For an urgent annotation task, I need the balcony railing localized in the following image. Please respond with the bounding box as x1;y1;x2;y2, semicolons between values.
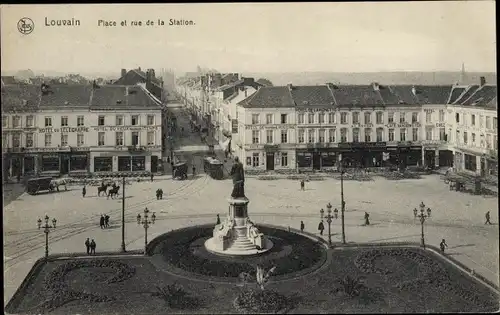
128;145;145;152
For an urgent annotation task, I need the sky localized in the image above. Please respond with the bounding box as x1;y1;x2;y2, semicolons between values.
0;2;497;75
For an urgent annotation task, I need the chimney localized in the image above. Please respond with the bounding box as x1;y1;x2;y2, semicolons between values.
146;70;152;83
480;76;486;86
121;69;127;77
287;83;293;90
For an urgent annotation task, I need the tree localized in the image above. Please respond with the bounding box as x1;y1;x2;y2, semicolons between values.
256;78;273;87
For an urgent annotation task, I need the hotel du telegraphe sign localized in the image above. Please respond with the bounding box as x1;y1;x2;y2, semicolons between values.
37;125;160;133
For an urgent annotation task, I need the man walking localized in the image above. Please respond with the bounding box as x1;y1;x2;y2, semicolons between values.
85;238;90;255
216;214;221;225
99;215;105;229
300;220;305;232
159;188;164;200
82;186;86;198
192;165;196;177
105;214;110;228
439;239;448;254
485;211;492;225
364;212;370;226
90;239;96;255
156;189;160;200
318;220;325;236
150;173;154;182
300;179;305;191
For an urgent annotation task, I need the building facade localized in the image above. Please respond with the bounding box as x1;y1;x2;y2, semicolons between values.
2;83;163;178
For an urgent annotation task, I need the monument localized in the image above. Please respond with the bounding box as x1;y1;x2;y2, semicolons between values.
204;157;273;255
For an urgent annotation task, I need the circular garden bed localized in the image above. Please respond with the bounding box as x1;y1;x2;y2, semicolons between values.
149;225;327;280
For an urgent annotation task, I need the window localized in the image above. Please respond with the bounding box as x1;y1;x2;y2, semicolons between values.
252;114;260;125
298;129;305;143
493;118;497;129
400;128;406;141
388;112;394;123
116;132;124;146
439;128;446;141
61;133;68;146
281;153;288;167
455;113;459;123
388;129;395;141
439;110;445;122
147;131;155;145
426;112;432;123
376;128;383;142
308;129;315;143
308;113;314;124
266;114;273;124
340;112;348;124
399;113;405;123
13;116;21;128
26;115;34;127
486;134;492;148
318;113;325;124
353;112;360;124
464;154;476;172
298;113;305;124
426;127;433;141
463;131;468;144
486;117;491;129
116;115;124;126
352;128;360;142
471;114;476;126
61;116;68;126
340;128;347;142
147;115;155;125
494;136;498;150
252;130;260;144
77;133;84;146
12;133;20;147
98;115;105;126
456;130;460;144
132;132;139;145
2;116;8;128
472;133;476;144
94;157;113;172
376;112;383;124
364;112;371;124
364;128;372;142
328;112;335;124
318;129;325;142
252;153;259;167
281;130;288;143
77;116;84;126
132;156;146;171
41;156;59;172
412;128;418;141
25;133;34;147
328;129;335;142
118;156;131;171
45;134;52;147
280;114;287;124
266;130;273;143
412;112;418;123
131;115;139;126
45;117;52;127
479;115;484;127
98;132;105;146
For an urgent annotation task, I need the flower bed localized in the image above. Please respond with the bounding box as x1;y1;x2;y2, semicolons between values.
378;171;422;180
332;173;374;181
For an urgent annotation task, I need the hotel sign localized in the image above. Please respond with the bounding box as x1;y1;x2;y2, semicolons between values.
435;123;445;128
93;126;160;132
338;142;386;149
23;147;71;153
245;124;294;130
39;127;90;133
296;108;335;113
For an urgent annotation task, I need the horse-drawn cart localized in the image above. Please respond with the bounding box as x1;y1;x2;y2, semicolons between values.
173;162;188;180
25;177;54;195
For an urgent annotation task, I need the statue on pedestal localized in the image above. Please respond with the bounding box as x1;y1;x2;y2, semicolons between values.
230;156;246;199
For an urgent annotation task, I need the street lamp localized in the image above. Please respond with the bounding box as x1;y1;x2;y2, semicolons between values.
339;157;346;244
138;207;154;255
38;215;57;258
416;201;429;248
320;208;324;220
333;207;339;219
324;204;334;247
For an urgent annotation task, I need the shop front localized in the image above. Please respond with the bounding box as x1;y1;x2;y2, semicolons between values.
387;142;422;168
296;144;342;171
91;148;161;174
338;142;387;168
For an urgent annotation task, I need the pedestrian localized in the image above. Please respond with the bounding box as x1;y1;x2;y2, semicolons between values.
300;179;305;191
90;239;96;255
99;215;105;229
300;220;305;232
439;239;448;254
413;208;418;218
137;213;141;224
159;188;164;200
192;165;196;177
364;212;370;226
216;214;221;225
318;220;325;236
485;211;492;225
151;173;154;182
156;189;160;200
82;186;86;198
105;214;110;227
85;238;90;255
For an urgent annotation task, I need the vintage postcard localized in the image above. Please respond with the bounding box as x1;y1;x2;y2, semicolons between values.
1;2;498;314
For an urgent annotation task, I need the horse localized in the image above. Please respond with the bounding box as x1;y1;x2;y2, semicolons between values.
97;183;110;196
107;185;120;199
50;178;68;192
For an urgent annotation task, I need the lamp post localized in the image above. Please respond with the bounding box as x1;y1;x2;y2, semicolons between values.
325;203;334;246
121;176;126;252
137;207;155;255
417;201;428;248
340;157;346;244
37;215;57;259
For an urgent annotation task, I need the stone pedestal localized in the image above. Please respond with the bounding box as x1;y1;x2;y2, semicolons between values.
204;197;273;256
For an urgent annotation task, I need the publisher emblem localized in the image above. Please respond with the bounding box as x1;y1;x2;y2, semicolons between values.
18;17;34;35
